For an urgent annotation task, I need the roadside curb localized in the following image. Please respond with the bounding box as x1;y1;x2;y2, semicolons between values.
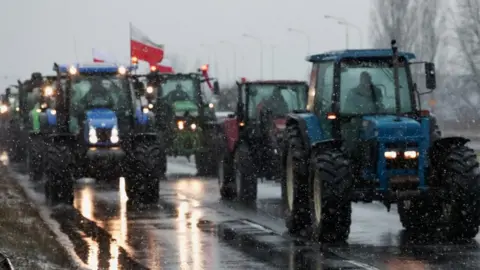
158;194;371;269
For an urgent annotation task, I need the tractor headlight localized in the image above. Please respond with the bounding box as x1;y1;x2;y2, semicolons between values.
146;86;154;94
384;151;397;159
404;150;419;159
142;107;149;113
41;103;48;109
110;126;119;143
118;66;127;75
88;126;97;144
209;103;214;109
0;105;8;114
68;66;77;75
177;120;184;130
43;86;54;97
148;103;153;109
190;123;196;130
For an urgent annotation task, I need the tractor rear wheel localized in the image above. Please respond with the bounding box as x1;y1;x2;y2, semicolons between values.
282;125;310;235
126;140;166;204
44;143;74;206
309;147;353;242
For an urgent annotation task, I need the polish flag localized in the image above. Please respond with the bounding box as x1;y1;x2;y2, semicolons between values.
154;59;175;73
92;48;116;63
130;23;164;65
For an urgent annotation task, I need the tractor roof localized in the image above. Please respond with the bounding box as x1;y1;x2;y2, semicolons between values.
306;49;416;62
245;80;306;85
55;62;137;74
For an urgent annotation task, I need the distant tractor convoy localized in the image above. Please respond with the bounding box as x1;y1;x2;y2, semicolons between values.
2;40;479;242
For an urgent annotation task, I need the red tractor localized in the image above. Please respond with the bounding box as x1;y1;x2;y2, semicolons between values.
217;80;308;202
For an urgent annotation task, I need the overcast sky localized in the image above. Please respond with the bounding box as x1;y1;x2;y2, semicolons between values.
1;0;371;89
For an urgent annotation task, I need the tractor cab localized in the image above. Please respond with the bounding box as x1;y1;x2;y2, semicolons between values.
217;80;308;201
53;63;136;147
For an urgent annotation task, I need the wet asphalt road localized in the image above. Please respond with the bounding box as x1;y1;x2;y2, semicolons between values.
8;147;480;270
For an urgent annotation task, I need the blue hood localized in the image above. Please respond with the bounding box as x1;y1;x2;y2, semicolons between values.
85;108;117;129
362;115;422;140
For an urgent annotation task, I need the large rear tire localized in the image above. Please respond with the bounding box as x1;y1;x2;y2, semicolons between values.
217;140;235;200
282;125;311;235
309;147;353;242
44;143;74;206
126;140;166;204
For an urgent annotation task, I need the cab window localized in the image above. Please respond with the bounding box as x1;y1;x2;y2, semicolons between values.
314;61;334;115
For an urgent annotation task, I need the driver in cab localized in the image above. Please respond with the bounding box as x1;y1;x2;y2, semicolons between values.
344;71;384;114
257;87;289;117
165;83;190;103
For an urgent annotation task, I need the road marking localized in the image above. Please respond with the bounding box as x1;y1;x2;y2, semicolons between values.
346;260;380;270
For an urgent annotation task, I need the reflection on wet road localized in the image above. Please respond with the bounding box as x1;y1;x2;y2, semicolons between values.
165;178;480;270
70;178;275;269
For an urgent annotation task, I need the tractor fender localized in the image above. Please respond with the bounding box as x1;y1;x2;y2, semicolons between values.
285;112;324;153
311;139;344;155
430;136;470;158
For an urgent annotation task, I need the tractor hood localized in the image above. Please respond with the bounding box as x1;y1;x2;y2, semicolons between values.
173;100;198;117
86;108;117;129
362;115;422;139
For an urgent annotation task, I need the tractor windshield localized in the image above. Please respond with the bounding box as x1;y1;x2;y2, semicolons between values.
160;78;197;104
69;75;132;133
339;58;413;115
247;83;307;119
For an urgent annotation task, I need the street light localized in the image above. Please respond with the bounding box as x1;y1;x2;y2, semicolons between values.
270;44;277;79
287;28;311;55
324;15;363;49
219;40;237;80
242;33;263;79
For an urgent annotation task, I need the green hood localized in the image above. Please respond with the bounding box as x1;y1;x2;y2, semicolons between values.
173;101;198;116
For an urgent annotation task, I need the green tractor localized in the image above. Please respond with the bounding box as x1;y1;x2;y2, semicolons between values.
5;73;58;180
145;70;220;176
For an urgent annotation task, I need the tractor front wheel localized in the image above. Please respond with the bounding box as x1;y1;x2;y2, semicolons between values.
309;147;353;242
126;140;166;204
234;144;257;203
44;143;74;206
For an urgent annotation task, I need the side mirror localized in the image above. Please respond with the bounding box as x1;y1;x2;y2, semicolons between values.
213;81;220;95
5;88;11;98
425;62;436;90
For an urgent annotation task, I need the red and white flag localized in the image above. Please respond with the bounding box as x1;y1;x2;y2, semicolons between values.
130;23;164;65
154;59;175;73
92;48;116;63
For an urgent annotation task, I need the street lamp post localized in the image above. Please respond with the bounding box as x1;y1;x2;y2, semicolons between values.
219;40;237;81
242;33;263;79
324;15;363;49
287;28;311;55
271;44;276;79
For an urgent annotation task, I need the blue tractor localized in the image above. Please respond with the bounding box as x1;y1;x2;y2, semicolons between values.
43;62;166;205
282;40;480;242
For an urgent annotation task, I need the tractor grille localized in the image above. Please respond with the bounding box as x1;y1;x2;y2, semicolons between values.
386;158;418;170
96;128;112;142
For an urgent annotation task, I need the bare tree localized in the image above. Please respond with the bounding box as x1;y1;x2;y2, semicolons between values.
452;0;480;90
